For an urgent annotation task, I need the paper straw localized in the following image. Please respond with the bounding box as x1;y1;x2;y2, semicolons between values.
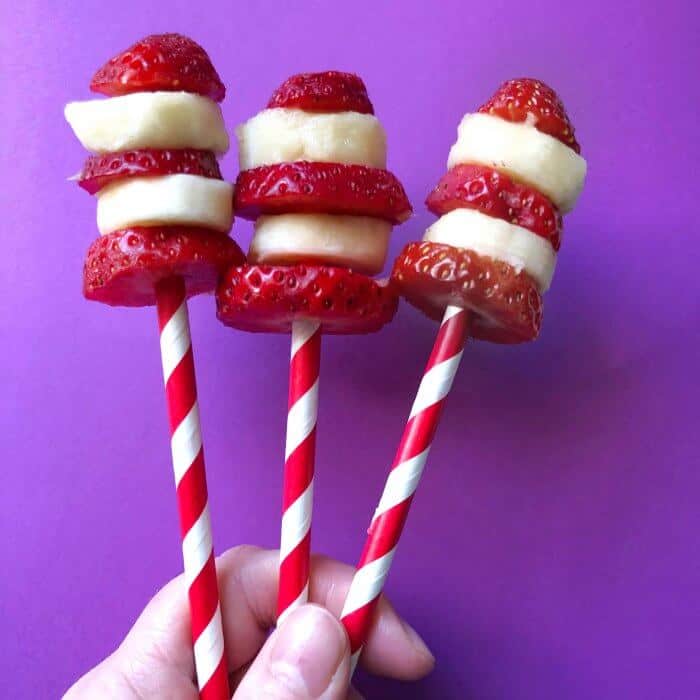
340;305;469;671
278;319;321;623
156;276;229;699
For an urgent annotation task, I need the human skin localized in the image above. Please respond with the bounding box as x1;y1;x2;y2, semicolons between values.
63;546;435;699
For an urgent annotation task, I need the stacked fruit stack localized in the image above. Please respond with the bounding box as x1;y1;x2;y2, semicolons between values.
217;71;413;624
218;70;411;332
64;34;245;699
65;33;242;306
340;78;588;670
394;78;587;342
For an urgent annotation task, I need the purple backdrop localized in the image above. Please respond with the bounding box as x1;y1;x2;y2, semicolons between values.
2;2;699;697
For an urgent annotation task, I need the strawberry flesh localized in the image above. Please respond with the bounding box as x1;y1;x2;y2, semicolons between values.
392;241;542;343
267;71;374;114
426;164;561;249
84;227;244;307
90;33;225;102
234;162;411;223
217;264;397;334
78;149;222;194
478;78;580;153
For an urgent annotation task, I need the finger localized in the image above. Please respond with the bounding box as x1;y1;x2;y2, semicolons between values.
229;659;253;693
63;649;199;700
112;563;200;687
216;547;434;680
347;686;365;700
234;604;350;700
308;555;434;680
108;544;277;689
112;544;271;686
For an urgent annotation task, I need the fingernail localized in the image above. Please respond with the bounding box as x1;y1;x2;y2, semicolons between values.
270;604;348;697
401;619;435;663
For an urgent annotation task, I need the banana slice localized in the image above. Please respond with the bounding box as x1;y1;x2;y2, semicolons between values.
237;108;387;170
96;174;233;235
249;213;392;275
423;207;556;292
65;92;229;154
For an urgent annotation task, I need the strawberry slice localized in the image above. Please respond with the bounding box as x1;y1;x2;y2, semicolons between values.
392;241;542;343
426;164;562;249
478;78;580;153
234;162;411;223
78;149;222;194
217;264;397;334
84;227;244;307
267;71;374;114
90;33;225;102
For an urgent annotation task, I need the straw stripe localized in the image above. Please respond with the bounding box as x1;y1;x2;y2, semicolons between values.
280;484;314;561
193;605;225;688
181;505;214;586
277;582;310;626
159;302;191;381
372;447;431;520
171;403;203;485
285;382;319;461
409;353;464;418
340;548;396;616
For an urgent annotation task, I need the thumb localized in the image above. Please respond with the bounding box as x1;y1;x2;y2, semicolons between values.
233;604;351;699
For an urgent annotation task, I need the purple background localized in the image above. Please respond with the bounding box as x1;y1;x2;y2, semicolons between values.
2;1;699;697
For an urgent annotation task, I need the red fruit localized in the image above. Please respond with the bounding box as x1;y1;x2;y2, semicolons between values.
426;164;562;250
267;71;374;114
478;78;580;153
392;241;542;344
84;227;244;307
78;149;222;194
217;264;398;334
234;162;411;223
90;33;225;102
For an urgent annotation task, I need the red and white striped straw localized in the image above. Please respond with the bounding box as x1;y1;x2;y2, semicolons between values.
340;305;469;671
155;277;229;700
278;319;321;623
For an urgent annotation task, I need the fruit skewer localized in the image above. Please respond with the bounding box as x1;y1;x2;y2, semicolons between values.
219;71;412;623
65;34;243;699
340;78;588;671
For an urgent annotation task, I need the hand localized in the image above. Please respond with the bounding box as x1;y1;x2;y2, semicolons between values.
64;546;434;699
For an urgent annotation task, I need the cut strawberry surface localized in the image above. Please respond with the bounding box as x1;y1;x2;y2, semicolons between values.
217;264;397;334
78;149;222;194
478;78;580;153
234;162;411;223
84;227;244;307
90;33;225;102
267;71;374;114
392;241;542;343
426;164;562;249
